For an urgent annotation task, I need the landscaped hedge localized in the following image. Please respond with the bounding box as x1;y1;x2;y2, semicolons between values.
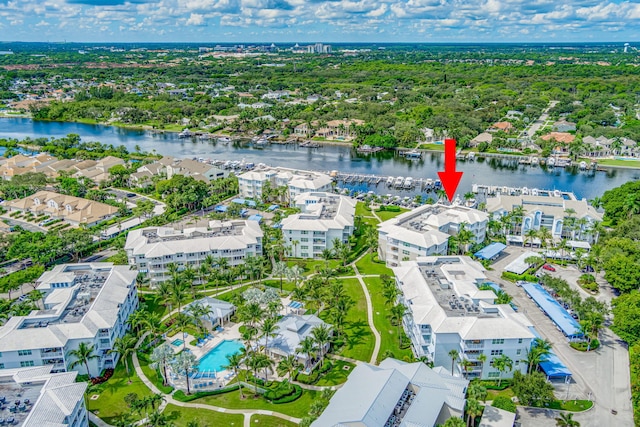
492;396;517;413
90;368;114;385
570;339;600;351
264;383;302;403
271;385;302;404
295;362;332;384
173;384;240;402
478;379;512;390
501;271;538;283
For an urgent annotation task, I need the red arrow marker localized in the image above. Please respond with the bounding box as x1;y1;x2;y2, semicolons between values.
437;138;463;202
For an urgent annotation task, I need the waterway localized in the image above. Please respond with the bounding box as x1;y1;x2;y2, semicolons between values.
0;117;637;200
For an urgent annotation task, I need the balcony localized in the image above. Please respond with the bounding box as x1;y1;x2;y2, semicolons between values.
41;351;63;358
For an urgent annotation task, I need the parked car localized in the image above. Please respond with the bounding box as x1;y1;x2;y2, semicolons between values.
542;264;556;272
582;265;595;273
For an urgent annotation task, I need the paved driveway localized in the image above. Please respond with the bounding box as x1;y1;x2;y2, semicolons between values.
485;247;633;427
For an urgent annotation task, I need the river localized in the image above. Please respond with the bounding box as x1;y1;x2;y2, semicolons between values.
0;117;637;200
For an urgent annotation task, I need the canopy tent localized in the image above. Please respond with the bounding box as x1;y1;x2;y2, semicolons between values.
474;243;507;260
522;282;582;339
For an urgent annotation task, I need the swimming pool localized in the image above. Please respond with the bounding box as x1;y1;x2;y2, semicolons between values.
198;340;244;372
171;339;184;347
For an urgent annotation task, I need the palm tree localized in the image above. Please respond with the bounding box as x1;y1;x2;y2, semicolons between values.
538;226;552;250
151;343;174;386
448;349;459;376
297;336;317;372
443;417;466;427
524;228;538;247
109;334;137;383
277;355;301;384
390;304;407;347
311;324;332;368
291;240;300;258
173;313;194;351
465;398;483;427
492;354;513;387
286;265;304;288
170;351;199;395
260;317;278;355
477;353;487;375
69;342;100;378
461;359;474;379
527;338;552;373
273;261;288;292
556;412;580;427
250;353;274;390
467;382;487;402
224;352;245;398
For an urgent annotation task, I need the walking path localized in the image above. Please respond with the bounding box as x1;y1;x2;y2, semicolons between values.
351;253;381;365
130;334;301;426
89;412;114;427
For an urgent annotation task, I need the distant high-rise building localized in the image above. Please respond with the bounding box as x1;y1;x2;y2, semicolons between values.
306;43;331;54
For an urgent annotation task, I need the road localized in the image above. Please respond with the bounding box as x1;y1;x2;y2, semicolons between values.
518;100;559;142
485;247;633;427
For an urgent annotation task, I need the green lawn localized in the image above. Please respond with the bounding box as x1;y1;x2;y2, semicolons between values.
322;278;374;361
140;297;168;318
263;279;296;292
315;360;355;386
376;208;409;222
196;387;318;418
592;158;640;168
137;352;174;394
487;387;515;401
355;201;372;217
356;253;393;276
88;356;153;424
249;414;298;427
286;259;341;276
163;404;244;427
364;277;413;362
418;143;445;151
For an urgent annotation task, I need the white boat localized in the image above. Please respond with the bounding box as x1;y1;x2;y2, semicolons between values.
386;176;394;186
547;157;556;167
403;177;414;189
579;161;587;170
394;176;404;187
217;137;231;144
467;152;475;160
531;157;539;165
531;188;539;196
522;187;529;195
553;189;562;198
404;149;422;159
255;137;268;147
178;128;193;138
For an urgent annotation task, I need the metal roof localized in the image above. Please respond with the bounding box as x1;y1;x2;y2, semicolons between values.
522;283;581;338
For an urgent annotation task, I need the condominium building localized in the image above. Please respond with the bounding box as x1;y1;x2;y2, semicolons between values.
0;365;88;427
7;191;119;227
313;358;467;427
281;192;356;258
0;263;139;376
237;166;332;203
485;193;603;245
125;220;263;285
393;256;534;380
378;204;488;267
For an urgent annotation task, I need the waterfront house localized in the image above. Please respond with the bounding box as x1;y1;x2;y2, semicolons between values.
0;263;138;376
378;204;488;267
312;357;468;427
470;132;493;147
540;132;575;144
485;193;603;245
237;166;332;203
314;119;365;141
393;256;534;379
489;122;514;133
281;192;356;258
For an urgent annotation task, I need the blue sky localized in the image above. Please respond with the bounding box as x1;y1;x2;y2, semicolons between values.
0;0;639;43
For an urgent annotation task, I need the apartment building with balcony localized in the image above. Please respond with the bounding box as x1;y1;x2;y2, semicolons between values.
393;256;534;380
0;365;88;427
125;220;263;285
378;204;488;267
0;263;138;376
485;193;603;245
237;166;332;203
281;192;356;258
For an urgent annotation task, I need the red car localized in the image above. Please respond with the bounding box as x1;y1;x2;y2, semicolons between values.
542;264;556;272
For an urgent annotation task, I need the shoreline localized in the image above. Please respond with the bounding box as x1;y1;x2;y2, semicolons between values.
2;116;640;171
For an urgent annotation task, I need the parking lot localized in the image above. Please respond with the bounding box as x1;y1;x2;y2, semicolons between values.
485;246;634;427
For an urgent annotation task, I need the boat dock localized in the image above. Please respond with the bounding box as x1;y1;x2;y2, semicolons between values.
333;172;441;191
472;184;578;200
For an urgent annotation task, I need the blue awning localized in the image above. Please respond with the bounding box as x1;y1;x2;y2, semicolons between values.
245;200;257;207
267;204;279;211
529;327;572;378
522;283;582;338
248;214;263;222
288;301;304;309
232;198;245;204
474;242;507;260
214;205;227;212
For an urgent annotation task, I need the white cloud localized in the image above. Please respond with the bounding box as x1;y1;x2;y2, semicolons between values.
185;12;205;25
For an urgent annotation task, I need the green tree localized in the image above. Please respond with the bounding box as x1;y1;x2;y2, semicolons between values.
556;412;580;427
448;349;459;376
511;371;555;406
492;354;513;387
109;334;137;383
224;352;245;398
151;343;174;387
170;351;199;395
68;342;99;378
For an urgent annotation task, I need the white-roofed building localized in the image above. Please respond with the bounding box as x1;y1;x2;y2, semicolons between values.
0;263;138;376
125;220;263;286
378;204;488;267
266;314;332;371
185;297;235;328
312;357;467;427
0;365;88;427
281;192;356;258
485;193;603;244
393;256;534;379
237;166;332;203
